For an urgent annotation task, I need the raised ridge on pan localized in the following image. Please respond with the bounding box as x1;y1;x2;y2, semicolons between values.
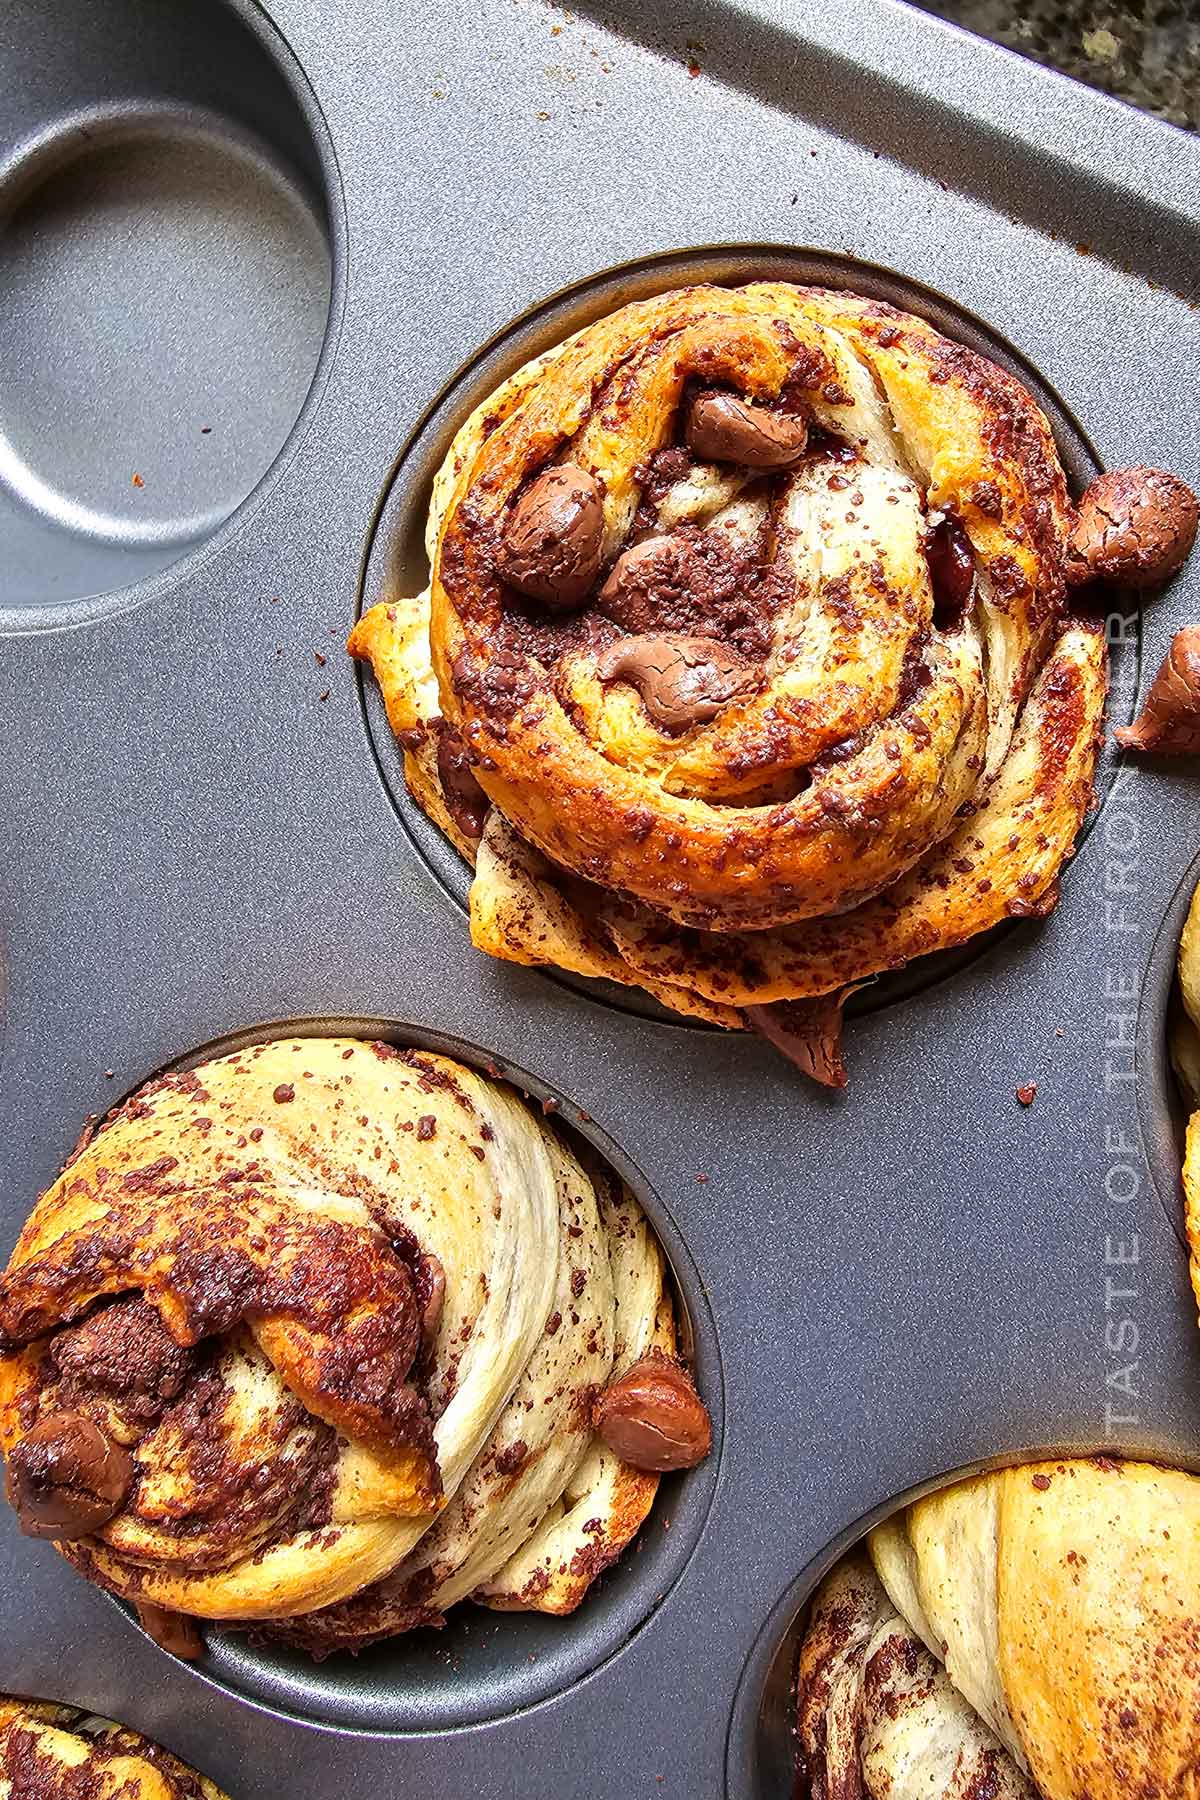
355;242;1132;1032
559;0;1198;300
726;1437;1200;1800
29;1016;723;1735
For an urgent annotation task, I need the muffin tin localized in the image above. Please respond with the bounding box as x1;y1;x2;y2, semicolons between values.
1;0;1199;1794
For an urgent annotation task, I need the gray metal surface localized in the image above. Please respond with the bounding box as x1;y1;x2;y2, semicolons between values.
0;0;1198;1795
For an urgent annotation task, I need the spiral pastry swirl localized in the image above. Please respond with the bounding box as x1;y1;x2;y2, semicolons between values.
352;281;1108;1077
796;1459;1200;1800
0;1699;227;1799
0;1040;688;1653
1171;875;1200;1322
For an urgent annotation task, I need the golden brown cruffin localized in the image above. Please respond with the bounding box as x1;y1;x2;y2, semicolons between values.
0;1038;688;1656
1172;876;1200;1316
0;1697;228;1798
797;1457;1200;1800
351;281;1109;1082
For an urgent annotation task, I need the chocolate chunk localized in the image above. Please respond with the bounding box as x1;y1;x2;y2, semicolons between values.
685;390;807;469
599;535;673;615
1066;466;1199;589
435;723;489;840
596;634;757;732
135;1602;205;1660
593;1349;712;1471
745;987;862;1088
1115;627;1200;754
597;524;777;659
495;463;604;610
925;514;974;626
5;1412;133;1540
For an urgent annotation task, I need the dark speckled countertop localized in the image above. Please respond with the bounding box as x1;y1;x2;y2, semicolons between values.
913;0;1199;129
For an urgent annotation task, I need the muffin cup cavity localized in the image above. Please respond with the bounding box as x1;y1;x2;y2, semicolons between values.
0;0;339;628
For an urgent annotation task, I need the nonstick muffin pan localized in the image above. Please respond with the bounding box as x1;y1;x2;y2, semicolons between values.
1;0;1199;1794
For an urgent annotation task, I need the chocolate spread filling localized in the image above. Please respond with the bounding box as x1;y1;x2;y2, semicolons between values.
925;514;975;627
0;1717;210;1800
435;721;489;839
596;521;783;661
458;394;872;734
50;1295;198;1426
745;988;864;1089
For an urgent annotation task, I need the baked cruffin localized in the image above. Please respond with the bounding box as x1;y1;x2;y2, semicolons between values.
796;1457;1200;1800
0;1039;710;1657
351;281;1119;1083
0;1697;227;1798
1173;877;1200;1275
